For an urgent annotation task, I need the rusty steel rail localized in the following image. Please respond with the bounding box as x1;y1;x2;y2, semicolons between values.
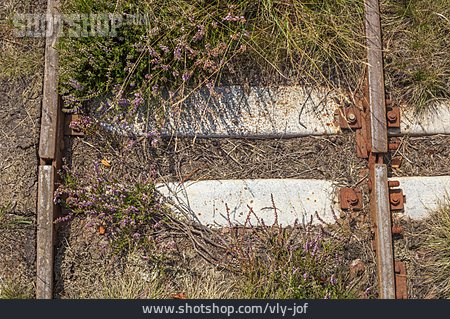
364;0;388;154
363;0;406;299
36;0;62;299
338;0;407;299
371;164;395;298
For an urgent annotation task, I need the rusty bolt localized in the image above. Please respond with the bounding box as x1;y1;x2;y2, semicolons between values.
392;225;404;235
390;195;400;205
71;124;82;133
347;192;359;205
388;181;400;188
390;190;405;211
387;110;397;123
347;113;357;124
389;141;400;150
339;188;362;210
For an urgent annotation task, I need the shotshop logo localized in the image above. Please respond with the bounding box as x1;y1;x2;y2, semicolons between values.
12;13;151;38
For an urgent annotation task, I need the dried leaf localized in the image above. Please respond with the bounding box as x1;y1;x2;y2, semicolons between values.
101;159;111;167
172;293;187;299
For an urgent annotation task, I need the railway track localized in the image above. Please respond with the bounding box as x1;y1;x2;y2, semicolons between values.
361;0;400;299
35;0;448;299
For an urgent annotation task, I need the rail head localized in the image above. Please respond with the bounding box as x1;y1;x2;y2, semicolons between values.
364;0;388;153
372;164;396;299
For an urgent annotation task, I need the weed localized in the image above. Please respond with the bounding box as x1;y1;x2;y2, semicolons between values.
382;0;449;111
0;204;33;228
59;0;366;118
0;277;33;299
0;0;44;80
57;0;449;117
418;201;450;298
221;207;355;299
55;161;169;253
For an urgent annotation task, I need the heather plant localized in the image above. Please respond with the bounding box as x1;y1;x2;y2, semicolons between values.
222;207;354;299
58;0;449;120
233;227;353;299
58;0;366;119
55;162;168;252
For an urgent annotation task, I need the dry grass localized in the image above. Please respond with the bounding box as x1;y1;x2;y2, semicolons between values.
419;201;450;298
396;200;450;299
0;276;33;299
173;266;238;299
93;252;169;299
382;0;449;111
0;204;36;299
89;259;238;299
54;216;239;299
391;135;450;177
155;135;366;186
0;0;45;80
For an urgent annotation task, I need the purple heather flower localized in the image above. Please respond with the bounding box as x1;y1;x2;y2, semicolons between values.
193;25;205;42
174;46;182;60
132;232;141;240
159;44;169;53
118;98;130;107
85;220;95;228
80;200;94;208
68;78;84;91
148;47;159;57
304;240;310;252
132;92;144;107
150;58;160;65
330;274;337;286
223;13;246;22
312;241;319;256
182;71;191;82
